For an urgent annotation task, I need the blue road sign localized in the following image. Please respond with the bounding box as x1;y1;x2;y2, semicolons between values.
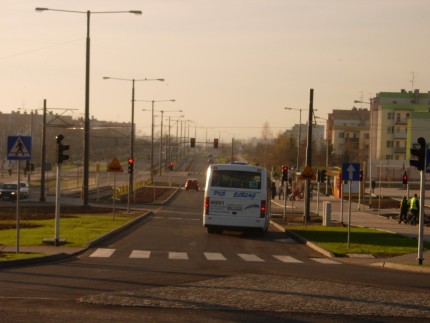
342;162;360;181
7;136;31;160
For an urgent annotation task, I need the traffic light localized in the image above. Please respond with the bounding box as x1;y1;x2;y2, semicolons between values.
168;161;174;171
316;170;320;182
190;137;196;148
214;138;219;149
127;157;134;174
320;169;327;183
359;170;363;181
402;171;408;185
56;134;69;164
410;137;426;171
282;165;288;183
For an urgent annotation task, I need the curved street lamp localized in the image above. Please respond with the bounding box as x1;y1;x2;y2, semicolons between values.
158;110;183;175
103;77;164;211
36;7;142;206
139;100;175;183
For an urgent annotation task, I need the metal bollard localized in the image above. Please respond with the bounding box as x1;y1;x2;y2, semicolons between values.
323;201;331;226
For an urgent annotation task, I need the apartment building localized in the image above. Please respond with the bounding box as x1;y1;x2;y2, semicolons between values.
371;89;430;161
285;122;325;148
327;107;370;163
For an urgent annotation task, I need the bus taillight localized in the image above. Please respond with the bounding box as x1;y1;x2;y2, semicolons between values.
260;200;266;217
205;197;210;214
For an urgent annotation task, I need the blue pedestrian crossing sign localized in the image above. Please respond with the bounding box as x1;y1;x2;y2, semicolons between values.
342;162;360;181
7;136;32;160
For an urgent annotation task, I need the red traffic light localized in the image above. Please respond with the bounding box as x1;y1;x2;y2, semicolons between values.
128;158;134;164
402;171;408;184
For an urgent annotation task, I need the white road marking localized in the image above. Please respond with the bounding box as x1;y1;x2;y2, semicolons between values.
130;250;151;258
204;252;227;261
88;249;343;266
238;253;265;262
273;255;303;263
311;258;340;264
274;238;297;243
169;252;189;260
89;248;115;258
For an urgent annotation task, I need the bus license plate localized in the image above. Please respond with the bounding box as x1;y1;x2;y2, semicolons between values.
228;205;242;211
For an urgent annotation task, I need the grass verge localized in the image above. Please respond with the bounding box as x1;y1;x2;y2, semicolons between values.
1;212;141;260
287;225;430;257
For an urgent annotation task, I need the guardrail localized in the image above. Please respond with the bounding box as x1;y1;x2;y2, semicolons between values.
112;178;152;200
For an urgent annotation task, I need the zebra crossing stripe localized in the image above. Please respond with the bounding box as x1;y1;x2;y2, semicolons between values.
238;253;265;262
130;250;151;258
169;252;189;260
90;248;115;258
273;255;303;263
311;258;340;264
204;252;227;261
88;249;342;265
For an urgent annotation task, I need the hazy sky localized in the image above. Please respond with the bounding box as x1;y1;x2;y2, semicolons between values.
1;0;430;140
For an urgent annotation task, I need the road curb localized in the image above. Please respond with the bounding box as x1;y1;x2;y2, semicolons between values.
0;211;154;268
271;219;430;273
370;261;430;273
85;211;153;249
0;252;72;268
270;220;336;258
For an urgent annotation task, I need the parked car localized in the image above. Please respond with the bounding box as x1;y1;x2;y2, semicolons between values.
185;179;199;191
19;182;29;199
0;182;29;200
0;183;19;200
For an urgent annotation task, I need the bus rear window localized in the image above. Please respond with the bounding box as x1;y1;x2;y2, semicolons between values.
211;170;261;189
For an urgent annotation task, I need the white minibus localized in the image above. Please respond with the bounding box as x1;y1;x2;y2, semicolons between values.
203;163;271;234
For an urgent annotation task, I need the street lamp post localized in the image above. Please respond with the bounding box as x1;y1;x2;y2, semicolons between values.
159;110;182;175
354;99;372;208
284;107;302;170
139;100;175;183
174;116;184;163
36;7;142;207
103;77;164;211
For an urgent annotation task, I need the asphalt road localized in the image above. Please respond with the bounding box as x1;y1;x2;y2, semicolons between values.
1;155;430;321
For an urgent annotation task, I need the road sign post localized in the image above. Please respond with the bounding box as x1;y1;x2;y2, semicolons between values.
342;162;361;249
7;136;32;254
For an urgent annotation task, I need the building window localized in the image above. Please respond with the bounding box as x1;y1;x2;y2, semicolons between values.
386;155;392;160
339;132;344;138
386;141;393;148
364;133;369;139
396;141;400;148
386;126;394;134
387;112;394;120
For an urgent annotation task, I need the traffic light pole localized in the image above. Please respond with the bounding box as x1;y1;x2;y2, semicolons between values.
418;169;425;265
55;163;61;246
409;137;426;265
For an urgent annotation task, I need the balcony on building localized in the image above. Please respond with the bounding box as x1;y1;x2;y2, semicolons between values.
393;147;406;154
394;131;407;139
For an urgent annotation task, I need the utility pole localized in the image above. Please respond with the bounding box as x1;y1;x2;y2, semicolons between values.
304;89;314;224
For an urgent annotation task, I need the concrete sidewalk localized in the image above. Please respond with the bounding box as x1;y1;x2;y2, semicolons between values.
271;193;430;273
